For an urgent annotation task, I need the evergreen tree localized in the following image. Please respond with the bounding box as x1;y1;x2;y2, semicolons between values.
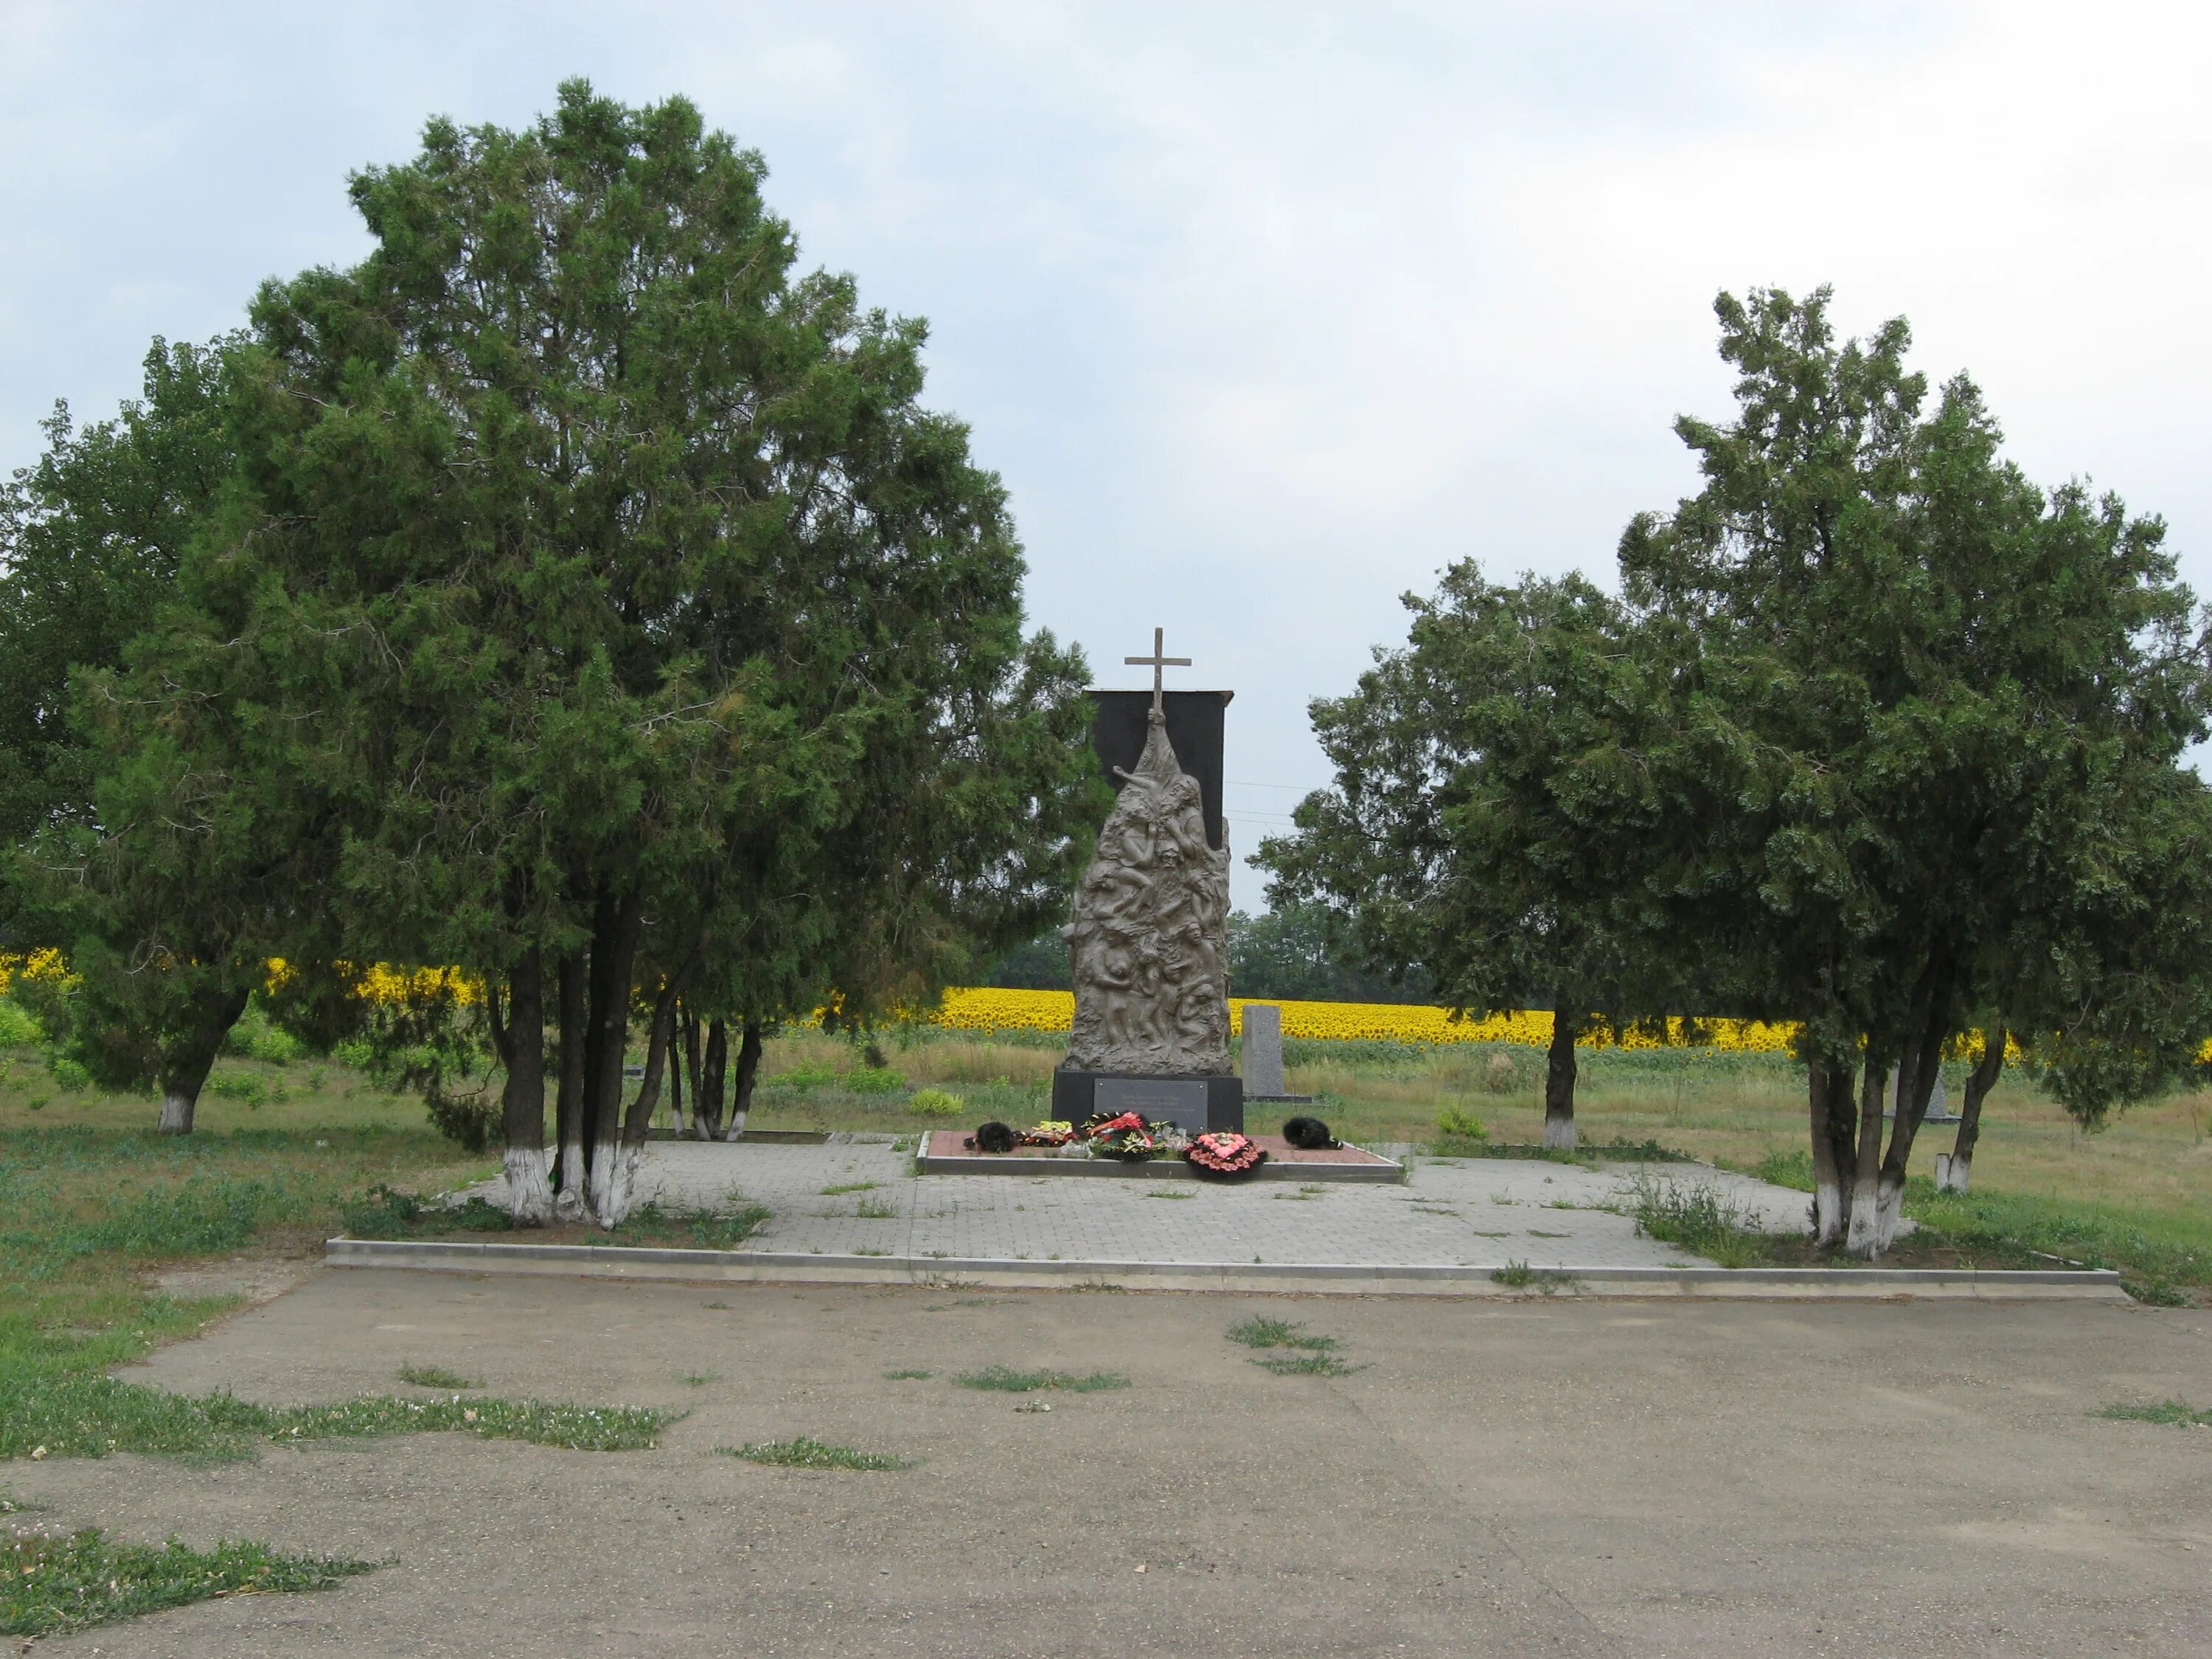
145;82;1096;1216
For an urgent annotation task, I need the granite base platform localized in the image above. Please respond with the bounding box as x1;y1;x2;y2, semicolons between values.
917;1130;1402;1183
1049;1069;1244;1132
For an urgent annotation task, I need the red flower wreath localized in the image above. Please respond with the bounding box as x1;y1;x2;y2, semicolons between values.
1185;1131;1268;1177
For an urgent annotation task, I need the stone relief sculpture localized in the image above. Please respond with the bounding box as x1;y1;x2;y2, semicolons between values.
1062;704;1231;1077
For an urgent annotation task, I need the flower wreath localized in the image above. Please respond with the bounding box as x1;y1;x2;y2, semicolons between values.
1016;1119;1077;1148
1185;1131;1268;1178
1085;1112;1161;1161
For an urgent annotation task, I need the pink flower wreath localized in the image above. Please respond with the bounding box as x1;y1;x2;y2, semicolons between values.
1185;1131;1267;1178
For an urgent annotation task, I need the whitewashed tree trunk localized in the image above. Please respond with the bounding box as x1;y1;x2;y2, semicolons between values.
157;1090;197;1135
1541;1004;1579;1152
504;1147;554;1224
1936;1150;1972;1193
1869;1171;1907;1253
588;1126;624;1227
554;1136;587;1219
1844;1060;1889;1258
721;1105;749;1142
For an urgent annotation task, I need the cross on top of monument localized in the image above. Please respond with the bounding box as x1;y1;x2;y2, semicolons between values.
1124;626;1192;712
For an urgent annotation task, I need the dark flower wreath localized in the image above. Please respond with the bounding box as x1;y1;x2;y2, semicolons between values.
1186;1131;1268;1178
1086;1112;1161;1161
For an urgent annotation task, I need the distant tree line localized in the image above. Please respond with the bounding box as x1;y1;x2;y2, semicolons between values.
1262;287;2212;1257
0;83;1104;1225
985;902;1436;1004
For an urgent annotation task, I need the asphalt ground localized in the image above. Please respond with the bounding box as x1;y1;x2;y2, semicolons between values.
13;1269;2211;1657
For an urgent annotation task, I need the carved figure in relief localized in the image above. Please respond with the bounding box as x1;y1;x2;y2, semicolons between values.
1061;702;1231;1078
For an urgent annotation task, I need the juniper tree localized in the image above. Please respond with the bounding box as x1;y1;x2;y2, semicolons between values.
1260;569;1694;1150
1621;286;2212;1253
0;337;309;1132
173;82;1096;1220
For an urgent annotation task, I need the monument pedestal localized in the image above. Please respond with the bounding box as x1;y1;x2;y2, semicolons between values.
1051;1071;1244;1134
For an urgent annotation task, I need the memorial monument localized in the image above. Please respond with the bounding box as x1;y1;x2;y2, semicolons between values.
1051;629;1244;1133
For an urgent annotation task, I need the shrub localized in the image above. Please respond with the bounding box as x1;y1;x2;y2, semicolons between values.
0;1001;44;1048
205;1071;269;1107
46;1056;93;1093
846;1065;905;1095
1436;1106;1489;1141
1477;1051;1523;1094
907;1088;964;1118
246;1025;306;1065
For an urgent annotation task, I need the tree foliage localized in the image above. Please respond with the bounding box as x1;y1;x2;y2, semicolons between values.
75;82;1097;1208
1267;285;2212;1251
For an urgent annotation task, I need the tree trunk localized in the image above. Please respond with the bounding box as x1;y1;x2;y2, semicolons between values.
699;1018;729;1138
721;1018;762;1141
678;1001;703;1137
1843;1054;1889;1258
501;948;553;1225
1942;1025;2005;1193
156;986;251;1135
582;891;642;1225
1870;1013;1950;1252
1806;1060;1857;1246
1542;1006;1579;1152
554;950;588;1220
597;981;677;1229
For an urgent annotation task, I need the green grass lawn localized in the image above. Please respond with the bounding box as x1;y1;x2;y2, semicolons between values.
1;1016;2208;1359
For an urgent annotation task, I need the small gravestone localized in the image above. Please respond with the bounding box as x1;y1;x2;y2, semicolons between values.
1923;1071;1956;1123
1882;1065;1955;1122
1242;1004;1286;1096
1239;1004;1311;1103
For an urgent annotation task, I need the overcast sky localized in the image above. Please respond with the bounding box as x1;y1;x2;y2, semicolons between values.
6;1;2210;907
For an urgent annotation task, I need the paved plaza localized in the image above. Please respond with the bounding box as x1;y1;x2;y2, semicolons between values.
468;1138;1813;1270
15;1272;2209;1657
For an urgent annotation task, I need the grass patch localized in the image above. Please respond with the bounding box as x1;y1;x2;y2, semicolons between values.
338;1185;775;1253
0;1374;676;1461
675;1371;718;1387
821;1182;878;1196
1143;1189;1194;1200
1492;1260;1535;1287
1252;1352;1364;1377
955;1366;1130;1394
1226;1317;1337;1352
854;1197;898;1220
341;1185;512;1237
884;1368;932;1380
395;1363;479;1390
1;1526;374;1638
720;1436;913;1471
2098;1400;2212;1428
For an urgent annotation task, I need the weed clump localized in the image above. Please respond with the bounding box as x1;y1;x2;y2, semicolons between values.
1226;1318;1336;1352
1252;1352;1363;1377
396;1364;480;1390
2098;1399;2212;1427
955;1366;1129;1394
1629;1175;1770;1268
721;1436;913;1471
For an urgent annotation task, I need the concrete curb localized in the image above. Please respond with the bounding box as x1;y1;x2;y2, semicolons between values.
323;1238;2132;1301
